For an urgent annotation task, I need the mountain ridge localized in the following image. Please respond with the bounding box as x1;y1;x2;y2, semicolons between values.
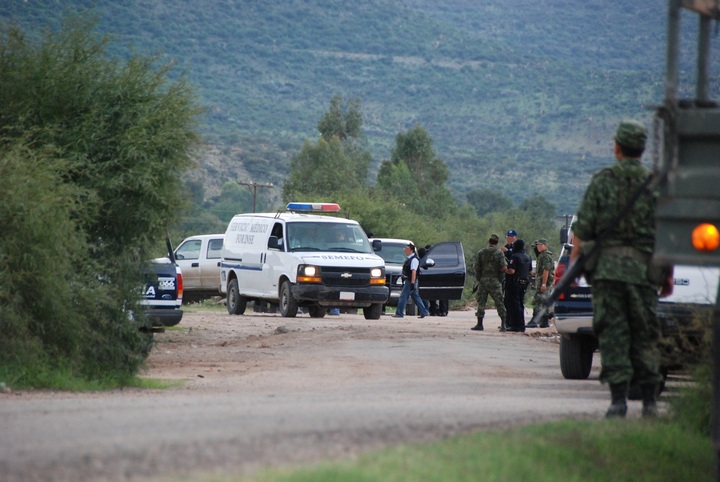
2;0;716;213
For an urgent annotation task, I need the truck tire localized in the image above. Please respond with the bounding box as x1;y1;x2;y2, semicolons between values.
308;305;326;318
560;335;594;380
363;303;382;320
279;281;298;318
226;279;247;315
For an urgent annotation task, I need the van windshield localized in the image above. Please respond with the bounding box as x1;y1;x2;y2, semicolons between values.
286;222;372;253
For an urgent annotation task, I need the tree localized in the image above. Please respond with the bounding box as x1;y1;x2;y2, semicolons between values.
376;125;456;217
518;195;557;222
317;95;363;141
208;182;254;223
283;96;371;201
0;13;200;385
466;188;514;216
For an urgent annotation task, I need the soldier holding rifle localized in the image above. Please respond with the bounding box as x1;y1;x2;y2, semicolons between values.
570;120;674;419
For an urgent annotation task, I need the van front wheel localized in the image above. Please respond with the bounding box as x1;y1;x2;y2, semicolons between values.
364;303;382;320
226;279;247;315
280;281;298;318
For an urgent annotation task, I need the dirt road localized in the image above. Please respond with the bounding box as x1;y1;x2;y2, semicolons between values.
0;308;622;481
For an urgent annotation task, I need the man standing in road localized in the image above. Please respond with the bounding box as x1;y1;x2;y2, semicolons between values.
571;120;674;418
472;234;508;331
527;238;555;328
501;229;518;261
394;243;430;319
504;239;532;332
500;229;518;330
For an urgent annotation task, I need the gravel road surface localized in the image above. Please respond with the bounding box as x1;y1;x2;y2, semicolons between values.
0;308;651;481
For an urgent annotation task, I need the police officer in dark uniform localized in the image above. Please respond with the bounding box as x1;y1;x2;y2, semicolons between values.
500;229;518;330
504;239;532;332
501;229;518;261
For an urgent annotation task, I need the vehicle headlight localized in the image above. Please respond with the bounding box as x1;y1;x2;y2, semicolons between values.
297;265;321;283
370;267;386;285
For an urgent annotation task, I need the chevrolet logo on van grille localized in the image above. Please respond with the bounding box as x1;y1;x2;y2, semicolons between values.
340;272;353;278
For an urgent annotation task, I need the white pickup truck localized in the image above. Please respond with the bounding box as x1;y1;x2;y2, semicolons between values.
174;234;224;303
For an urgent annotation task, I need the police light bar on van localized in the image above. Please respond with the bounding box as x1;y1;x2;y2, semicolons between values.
286;202;341;213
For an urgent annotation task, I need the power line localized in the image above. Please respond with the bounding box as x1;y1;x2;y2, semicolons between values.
237;181;274;213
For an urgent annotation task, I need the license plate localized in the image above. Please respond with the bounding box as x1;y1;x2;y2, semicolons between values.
339;291;355;301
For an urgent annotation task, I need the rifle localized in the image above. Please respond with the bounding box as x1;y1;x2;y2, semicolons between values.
529;167;660;327
528;248;593;326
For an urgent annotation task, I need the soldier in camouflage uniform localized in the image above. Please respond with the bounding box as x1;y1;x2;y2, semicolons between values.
527;238;554;328
472;234;508;331
571;120;674;419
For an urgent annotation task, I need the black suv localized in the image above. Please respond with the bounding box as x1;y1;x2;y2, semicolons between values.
371;239;467;315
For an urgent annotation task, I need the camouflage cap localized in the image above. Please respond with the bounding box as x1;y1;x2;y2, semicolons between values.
489;234;500;242
614;120;647;150
536;238;548;245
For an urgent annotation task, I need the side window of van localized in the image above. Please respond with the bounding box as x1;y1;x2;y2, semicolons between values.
270;222;284;250
176;240;201;260
207;239;223;259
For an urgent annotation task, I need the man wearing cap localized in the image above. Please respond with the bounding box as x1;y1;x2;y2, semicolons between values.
501;229;518;262
527;238;554;328
394;243;430;319
571;120;674;419
472;234;508;331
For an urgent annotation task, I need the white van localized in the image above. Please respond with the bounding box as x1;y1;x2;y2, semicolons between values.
220;203;389;319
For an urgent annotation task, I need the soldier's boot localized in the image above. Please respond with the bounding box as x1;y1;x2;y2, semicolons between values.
641;383;659;418
498;316;507;332
525;310;539;328
605;382;629;419
471;317;484;331
539;313;550;328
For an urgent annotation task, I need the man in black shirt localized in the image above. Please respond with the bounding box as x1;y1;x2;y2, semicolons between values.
504;239;532;332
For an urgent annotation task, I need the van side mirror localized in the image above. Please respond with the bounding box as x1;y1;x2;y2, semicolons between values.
268;235;282;250
372;239;382;252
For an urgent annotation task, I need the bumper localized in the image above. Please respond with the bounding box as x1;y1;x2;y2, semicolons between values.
384;284;403;306
146;308;184;327
554;312;594;336
291;284;389;307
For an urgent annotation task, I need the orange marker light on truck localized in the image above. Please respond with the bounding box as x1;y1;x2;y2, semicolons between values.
692;223;720;251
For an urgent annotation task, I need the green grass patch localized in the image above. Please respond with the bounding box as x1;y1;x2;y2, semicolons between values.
129;377;185;390
234;419;712;482
183;298;227;312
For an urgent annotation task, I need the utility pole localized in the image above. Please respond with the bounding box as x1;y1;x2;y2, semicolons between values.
237;181;274;213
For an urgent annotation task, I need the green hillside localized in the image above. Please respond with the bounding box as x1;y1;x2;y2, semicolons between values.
2;0;717;214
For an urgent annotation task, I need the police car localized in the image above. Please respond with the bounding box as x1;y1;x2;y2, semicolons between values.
138;238;184;328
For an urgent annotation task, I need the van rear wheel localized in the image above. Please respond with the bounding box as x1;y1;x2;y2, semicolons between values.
280;281;298;317
226;279;247;315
